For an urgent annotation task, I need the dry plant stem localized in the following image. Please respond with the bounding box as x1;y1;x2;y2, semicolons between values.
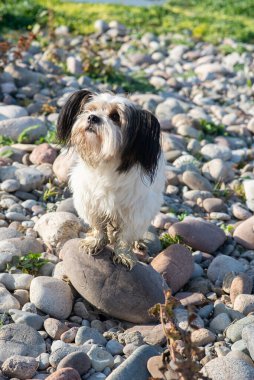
149;290;210;380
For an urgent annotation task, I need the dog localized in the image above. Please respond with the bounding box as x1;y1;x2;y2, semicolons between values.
57;89;165;269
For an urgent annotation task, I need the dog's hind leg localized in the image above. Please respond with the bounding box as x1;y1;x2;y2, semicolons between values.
112;239;138;270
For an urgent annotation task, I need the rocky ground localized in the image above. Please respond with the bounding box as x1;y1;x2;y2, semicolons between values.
0;19;254;380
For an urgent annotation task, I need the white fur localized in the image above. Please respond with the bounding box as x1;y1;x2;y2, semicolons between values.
70;155;165;243
68;92;165;247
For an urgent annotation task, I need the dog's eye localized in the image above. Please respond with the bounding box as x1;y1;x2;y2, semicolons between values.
110;112;120;123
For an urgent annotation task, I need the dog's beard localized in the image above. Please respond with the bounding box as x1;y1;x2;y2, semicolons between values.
71;117;122;166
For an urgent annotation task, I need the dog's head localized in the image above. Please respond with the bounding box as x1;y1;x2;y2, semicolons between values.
57;90;161;182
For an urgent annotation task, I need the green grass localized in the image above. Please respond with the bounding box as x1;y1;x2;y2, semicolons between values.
199;120;227;138
1;0;254;43
160;233;183;249
5;253;49;275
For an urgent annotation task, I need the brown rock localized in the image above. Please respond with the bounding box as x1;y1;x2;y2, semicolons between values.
57;351;91;375
232;204;252;220
61;327;79;343
147;355;179;380
176;292;206;306
2;355;38;380
29;143;57;165
168;219;226;254
230;274;253;304
61;239;166;324
53;148;77;183
234;216;254;249
191;328;216;346
203;198;227;213
46;368;81;380
124;324;166;346
234;294;254;315
44;318;69;340
151;244;193;293
182;170;212;191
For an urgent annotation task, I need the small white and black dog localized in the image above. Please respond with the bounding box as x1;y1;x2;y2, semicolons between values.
57;90;165;269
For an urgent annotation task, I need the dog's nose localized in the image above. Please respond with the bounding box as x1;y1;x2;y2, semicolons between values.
88;114;100;124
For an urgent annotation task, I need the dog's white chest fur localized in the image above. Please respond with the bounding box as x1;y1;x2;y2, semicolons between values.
70;155;165;243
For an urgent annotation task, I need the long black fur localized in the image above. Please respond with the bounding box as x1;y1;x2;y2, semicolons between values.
57;89;93;144
117;107;161;183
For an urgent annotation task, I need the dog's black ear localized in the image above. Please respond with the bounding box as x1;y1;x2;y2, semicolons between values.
117;108;161;183
57;89;93;144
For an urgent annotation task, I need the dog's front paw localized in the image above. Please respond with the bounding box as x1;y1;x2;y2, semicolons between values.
112;244;138;270
79;236;106;256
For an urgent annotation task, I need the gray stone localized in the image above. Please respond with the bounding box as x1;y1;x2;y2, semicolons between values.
106;340;124;355
242;324;254;360
66;56;83;75
0;273;33;290
0;105;28;119
0;287;20;312
201;144;232;161
57;351;91;375
7;237;43;255
6;212;29;222
2;355;38;380
30;276;73;319
34;212;83;247
209;312;231;333
56;198;77;215
5;63;46;87
75;327;106;346
0;323;46;362
87;345;114;371
0;227;22;241
106;345;162;380
49;345;90;368
94;20;109;33
156;99;184;120
226;316;254;343
142;226;162;255
61;239;166;323
15;167;44;192
37;352;50;370
1;179;20;192
9;309;44;330
202;159;234;183
207;255;245;283
0;117;46;142
0;240;21;271
202;356;254;380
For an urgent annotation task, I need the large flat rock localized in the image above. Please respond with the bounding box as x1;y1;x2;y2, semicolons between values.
61;239;166;323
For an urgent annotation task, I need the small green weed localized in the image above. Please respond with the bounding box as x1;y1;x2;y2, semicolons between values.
0;135;14;146
220;224;235;235
0;149;13;158
43;185;59;201
199;120;227;137
212;183;231;199
178;211;189;221
233;183;246;201
17;125;41;143
160;233;183;249
35;129;57;145
233;63;245;72
6;253;49;275
247;78;252;88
